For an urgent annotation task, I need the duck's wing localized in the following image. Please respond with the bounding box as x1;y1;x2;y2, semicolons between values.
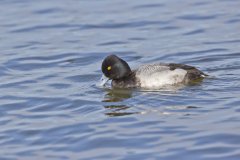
136;64;170;75
167;63;208;81
168;63;196;71
135;64;188;87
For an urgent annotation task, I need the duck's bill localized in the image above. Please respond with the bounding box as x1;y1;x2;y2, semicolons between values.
99;75;109;86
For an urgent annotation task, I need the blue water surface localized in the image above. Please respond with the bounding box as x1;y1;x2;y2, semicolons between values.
0;0;240;160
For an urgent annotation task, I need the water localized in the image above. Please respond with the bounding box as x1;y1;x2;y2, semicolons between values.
0;0;240;159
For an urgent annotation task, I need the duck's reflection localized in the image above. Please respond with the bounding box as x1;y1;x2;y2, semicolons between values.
104;105;139;117
102;88;133;102
102;88;140;117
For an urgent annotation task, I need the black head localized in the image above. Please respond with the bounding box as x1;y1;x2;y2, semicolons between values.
102;55;132;80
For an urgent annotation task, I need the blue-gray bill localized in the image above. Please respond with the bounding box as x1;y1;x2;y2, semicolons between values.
99;75;109;87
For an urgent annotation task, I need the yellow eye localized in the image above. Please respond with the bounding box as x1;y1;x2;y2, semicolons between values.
107;66;111;71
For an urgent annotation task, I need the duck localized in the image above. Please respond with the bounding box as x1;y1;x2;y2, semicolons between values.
100;54;207;88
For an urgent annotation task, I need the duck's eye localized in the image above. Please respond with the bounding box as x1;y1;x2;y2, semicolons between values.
107;66;111;71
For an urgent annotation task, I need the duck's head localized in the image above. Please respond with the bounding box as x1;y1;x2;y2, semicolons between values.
100;55;131;85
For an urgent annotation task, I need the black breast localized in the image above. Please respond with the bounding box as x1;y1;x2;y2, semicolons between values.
111;71;140;88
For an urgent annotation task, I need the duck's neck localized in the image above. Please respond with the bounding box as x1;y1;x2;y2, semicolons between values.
112;71;139;88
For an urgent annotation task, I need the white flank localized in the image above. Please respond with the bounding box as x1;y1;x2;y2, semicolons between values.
135;64;187;88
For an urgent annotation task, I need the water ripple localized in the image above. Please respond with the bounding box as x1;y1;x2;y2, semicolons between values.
10;20;170;33
0;0;240;160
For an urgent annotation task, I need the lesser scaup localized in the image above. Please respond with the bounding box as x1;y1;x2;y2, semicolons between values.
100;55;207;88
